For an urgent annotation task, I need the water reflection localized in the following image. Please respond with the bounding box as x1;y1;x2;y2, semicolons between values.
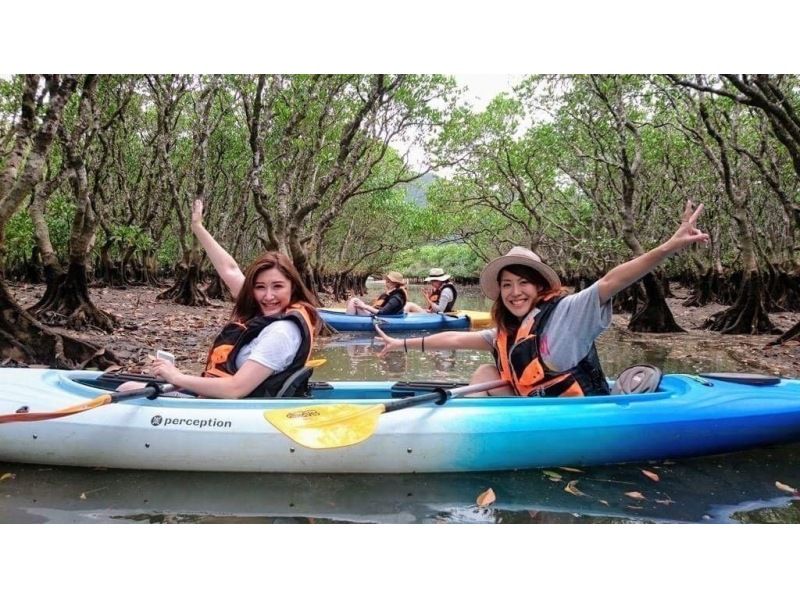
3;441;799;523
314;326;744;386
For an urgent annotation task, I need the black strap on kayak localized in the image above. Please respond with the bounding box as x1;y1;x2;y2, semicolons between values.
699;372;781;386
390;380;470;398
611;364;663;395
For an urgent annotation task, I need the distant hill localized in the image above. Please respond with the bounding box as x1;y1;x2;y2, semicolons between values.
402;172;438;206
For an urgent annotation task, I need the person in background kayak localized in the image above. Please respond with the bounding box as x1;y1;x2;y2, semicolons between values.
123;199;321;399
405;267;458;314
345;272;408;316
375;201;709;397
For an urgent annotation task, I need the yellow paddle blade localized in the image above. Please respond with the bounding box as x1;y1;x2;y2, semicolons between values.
264;403;386;449
305;358;327;368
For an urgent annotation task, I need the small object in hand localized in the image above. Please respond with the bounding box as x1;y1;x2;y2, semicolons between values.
156;350;175;365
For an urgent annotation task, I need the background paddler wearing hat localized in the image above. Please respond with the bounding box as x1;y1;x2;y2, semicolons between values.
346;271;408;316
404;267;455;314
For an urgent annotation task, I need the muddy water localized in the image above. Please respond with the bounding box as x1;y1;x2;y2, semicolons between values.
1;283;798;523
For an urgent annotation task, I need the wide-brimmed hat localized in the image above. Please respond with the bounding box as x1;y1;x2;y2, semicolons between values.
424;267;451;282
384;271;406;285
479;246;561;300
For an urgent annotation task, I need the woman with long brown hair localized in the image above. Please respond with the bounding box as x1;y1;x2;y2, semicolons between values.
146;199;321;399
375;201;709;397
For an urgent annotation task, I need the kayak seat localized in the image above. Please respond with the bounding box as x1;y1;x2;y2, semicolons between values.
611;364;663;395
273;367;314;398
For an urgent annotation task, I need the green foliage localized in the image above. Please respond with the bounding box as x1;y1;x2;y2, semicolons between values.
5;210;35;265
45;195;77;261
389;243;485;280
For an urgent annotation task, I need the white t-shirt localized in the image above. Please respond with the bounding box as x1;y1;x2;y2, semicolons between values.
234;320;302;373
481;282;612;372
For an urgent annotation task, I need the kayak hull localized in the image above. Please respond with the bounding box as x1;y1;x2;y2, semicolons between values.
2;368;800;473
320;308;472;332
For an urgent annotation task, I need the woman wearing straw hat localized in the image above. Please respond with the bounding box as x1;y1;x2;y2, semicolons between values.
375;201;708;397
405;267;458;314
346;271;409;316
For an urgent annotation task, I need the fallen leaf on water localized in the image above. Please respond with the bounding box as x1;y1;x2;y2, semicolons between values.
559;467;584;473
641;469;660;482
625;491;646;500
564;480;586;497
476;487;496;507
0;473;15;482
775;481;798;495
543;470;563;481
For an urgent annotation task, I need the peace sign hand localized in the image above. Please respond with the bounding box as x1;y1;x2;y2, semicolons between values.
666;200;710;254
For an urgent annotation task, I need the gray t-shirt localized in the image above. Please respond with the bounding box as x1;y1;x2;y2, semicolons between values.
480;282;612;372
430;286;455;313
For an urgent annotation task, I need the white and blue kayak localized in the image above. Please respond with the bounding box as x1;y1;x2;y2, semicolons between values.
319;308;477;332
1;368;800;473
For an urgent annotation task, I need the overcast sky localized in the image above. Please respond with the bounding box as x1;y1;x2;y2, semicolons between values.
453;74;525;110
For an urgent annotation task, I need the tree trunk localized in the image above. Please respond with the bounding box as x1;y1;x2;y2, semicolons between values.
157;261;209;306
683;266;724;307
205;271;233;302
703;270;781;334
613;282;644;315
1;279;118;368
21;246;43;283
767;318;800;346
29;262;118;332
96;240;126;287
628;273;684;333
143;252;161;286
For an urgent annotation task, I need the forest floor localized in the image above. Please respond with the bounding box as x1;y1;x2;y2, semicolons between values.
6;281;800;378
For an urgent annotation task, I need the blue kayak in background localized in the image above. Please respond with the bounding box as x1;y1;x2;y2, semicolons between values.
319;308;472;332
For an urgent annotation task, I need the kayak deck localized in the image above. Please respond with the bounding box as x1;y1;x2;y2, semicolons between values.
1;369;800;473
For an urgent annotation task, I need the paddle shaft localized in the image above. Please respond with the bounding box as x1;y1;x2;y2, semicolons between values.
0;382;176;424
382;379;509;414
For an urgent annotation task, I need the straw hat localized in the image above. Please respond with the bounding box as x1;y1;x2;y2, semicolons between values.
384;271;406;285
479;246;561;300
423;267;451;282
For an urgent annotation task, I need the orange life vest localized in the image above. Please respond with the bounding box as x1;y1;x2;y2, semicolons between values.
203;303;315;397
494;297;609;397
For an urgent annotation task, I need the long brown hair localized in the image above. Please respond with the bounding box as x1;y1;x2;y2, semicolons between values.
491;264;565;337
231;251;321;332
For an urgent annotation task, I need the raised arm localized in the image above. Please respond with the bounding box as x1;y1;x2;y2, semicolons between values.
192;198;245;298
597;200;709;304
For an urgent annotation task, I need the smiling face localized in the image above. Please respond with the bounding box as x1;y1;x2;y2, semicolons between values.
252;267;293;316
499;268;542;319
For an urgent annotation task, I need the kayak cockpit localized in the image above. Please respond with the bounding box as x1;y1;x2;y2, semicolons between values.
52;368;683;409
